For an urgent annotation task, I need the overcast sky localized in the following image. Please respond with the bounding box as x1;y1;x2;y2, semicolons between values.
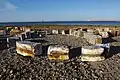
0;0;120;22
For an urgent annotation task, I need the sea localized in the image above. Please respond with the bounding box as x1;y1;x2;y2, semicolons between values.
0;21;120;26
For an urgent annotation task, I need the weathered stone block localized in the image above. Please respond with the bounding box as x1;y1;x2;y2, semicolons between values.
81;46;105;61
52;30;58;34
16;41;42;57
37;31;47;37
89;35;102;44
84;33;102;45
7;37;21;48
47;45;69;60
99;31;109;38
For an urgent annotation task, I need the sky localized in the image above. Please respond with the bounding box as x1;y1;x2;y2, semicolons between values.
0;0;120;22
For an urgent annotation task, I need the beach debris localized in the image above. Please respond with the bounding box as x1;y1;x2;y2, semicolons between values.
81;46;105;61
47;45;69;60
16;41;42;57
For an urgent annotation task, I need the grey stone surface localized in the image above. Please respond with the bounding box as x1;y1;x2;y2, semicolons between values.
0;35;120;80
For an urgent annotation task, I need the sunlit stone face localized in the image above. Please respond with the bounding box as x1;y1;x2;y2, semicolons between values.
47;45;69;60
81;46;105;61
16;41;42;57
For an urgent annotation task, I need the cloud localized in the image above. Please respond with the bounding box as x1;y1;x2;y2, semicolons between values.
0;0;17;11
5;2;17;10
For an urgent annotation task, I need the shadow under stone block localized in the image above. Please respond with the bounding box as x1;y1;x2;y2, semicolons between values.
0;37;7;50
7;37;21;48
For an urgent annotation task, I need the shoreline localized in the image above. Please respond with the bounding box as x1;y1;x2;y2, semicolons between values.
1;21;120;27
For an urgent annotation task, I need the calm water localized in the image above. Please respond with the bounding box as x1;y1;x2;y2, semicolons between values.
0;21;120;26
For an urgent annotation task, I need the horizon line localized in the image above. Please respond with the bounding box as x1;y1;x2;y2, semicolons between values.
0;20;120;23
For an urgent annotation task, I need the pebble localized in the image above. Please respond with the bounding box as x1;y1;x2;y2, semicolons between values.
0;35;120;79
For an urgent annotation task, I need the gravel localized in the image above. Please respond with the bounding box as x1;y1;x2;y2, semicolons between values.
0;35;120;80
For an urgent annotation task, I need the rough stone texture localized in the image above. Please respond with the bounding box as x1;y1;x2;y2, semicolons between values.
45;34;90;48
0;35;120;80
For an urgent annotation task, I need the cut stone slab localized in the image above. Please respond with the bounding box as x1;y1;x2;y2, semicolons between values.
16;41;42;57
47;45;69;60
81;46;105;61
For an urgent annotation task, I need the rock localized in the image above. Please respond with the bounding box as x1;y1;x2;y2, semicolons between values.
0;35;120;80
3;68;6;72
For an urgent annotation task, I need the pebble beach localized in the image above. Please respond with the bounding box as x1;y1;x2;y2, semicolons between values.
0;34;120;80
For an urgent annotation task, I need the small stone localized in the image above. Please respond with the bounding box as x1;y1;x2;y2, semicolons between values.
3;68;6;72
10;70;13;73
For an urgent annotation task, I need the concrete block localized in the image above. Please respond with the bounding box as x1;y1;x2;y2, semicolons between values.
16;41;42;57
99;31;109;38
47;45;69;60
81;46;105;61
7;37;21;48
82;46;104;55
89;35;102;44
84;33;102;45
61;30;65;35
69;29;84;37
87;29;94;33
64;30;69;34
37;31;47;37
69;29;72;35
52;30;58;34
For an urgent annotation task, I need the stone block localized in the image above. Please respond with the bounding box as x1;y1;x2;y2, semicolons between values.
47;45;69;60
81;46;105;61
99;31;109;38
7;37;21;48
52;30;58;34
16;41;42;57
